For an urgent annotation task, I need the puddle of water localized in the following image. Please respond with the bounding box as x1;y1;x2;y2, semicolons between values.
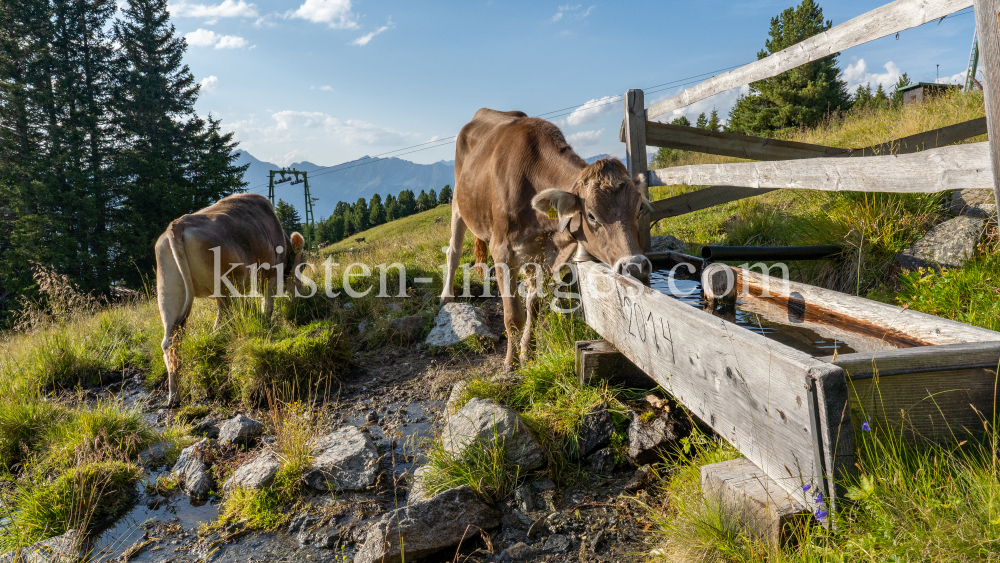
351;400;442;479
650;269;856;357
89;472;219;562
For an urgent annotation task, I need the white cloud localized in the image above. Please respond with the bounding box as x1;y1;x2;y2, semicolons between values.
170;0;257;22
843;59;903;92
186;29;248;48
271;110;415;145
289;0;358;28
310;85;334;91
352;19;393;46
552;4;593;22
567;129;604;146
566;96;618;126
937;70;977;85
200;75;219;91
185;28;220;46
215;34;248;48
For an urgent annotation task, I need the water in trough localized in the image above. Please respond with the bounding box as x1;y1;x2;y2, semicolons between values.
649;268;858;357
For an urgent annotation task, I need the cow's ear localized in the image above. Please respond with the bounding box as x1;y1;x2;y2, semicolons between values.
634;173;647;192
531;189;582;221
290;232;305;255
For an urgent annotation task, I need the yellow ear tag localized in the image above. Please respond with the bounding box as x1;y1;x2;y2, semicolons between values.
547;205;559;219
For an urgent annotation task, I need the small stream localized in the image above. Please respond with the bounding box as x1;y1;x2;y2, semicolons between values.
649;269;856;357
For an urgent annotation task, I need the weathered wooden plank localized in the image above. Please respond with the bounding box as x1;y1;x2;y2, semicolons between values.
648;142;993;194
648;119;989;218
974;0;1000;215
575;340;655;388
645;121;846;159
647;0;973;119
578;260;854;499
624;90;651;253
731;265;1000;346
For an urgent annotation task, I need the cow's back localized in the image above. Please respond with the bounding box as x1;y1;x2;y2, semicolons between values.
455;109;528;184
191;193;288;258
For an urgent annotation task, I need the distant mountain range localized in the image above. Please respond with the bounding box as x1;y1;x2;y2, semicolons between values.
235;151;620;219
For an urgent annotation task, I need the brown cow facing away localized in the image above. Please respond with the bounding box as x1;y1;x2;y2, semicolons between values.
442;108;651;370
156;193;305;406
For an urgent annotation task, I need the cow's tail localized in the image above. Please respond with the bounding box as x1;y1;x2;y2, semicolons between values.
166;222;194;323
473;236;489;279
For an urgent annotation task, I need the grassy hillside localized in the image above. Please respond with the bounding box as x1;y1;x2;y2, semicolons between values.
321;204;455;255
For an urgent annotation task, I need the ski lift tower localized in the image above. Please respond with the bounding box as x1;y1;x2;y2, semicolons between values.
268;168;317;249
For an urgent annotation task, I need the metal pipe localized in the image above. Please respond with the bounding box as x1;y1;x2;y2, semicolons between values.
701;245;841;262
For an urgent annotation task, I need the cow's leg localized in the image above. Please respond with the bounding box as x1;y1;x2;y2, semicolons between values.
261;269;276;317
441;205;467;304
213;296;232;329
156;235;192;408
519;275;542;365
492;244;525;371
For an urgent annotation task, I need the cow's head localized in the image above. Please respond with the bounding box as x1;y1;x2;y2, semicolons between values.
283;231;307;283
532;158;652;280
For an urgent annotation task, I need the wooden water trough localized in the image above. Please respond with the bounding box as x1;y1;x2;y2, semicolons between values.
576;255;1000;532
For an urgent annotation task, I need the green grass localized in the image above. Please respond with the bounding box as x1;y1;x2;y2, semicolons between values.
422;430;522;503
320;204;454;255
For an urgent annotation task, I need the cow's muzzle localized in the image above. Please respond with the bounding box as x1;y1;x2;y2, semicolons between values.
614;255;652;281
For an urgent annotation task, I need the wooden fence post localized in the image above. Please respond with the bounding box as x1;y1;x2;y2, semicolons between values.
624;89;651;253
974;0;1000;214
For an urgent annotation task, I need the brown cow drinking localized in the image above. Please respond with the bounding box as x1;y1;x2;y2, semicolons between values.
442;108;651;370
156;193;306;406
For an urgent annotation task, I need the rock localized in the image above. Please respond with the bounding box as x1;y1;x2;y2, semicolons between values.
137;441;172;466
578;403;614;457
650;234;687;253
441;398;545;471
624;464;656;493
287;513;309;535
3;529;85;563
192;417;220;439
223;451;281;492
389;314;426;342
407;465;432;504
218;414;263;446
584;447;615;473
498;541;541;562
627;410;690;465
425;303;499;347
171;439;214;498
305;426;378;491
543;533;571;552
358;319;369;334
531;479;556;492
898;215;986;271
950;188;997;218
354;485;501;563
445;380;468;416
514;484;534;515
590;529;607;550
645;394;667;410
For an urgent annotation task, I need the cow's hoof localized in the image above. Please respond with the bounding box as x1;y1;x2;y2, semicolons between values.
164;396;180;409
440;295;455;305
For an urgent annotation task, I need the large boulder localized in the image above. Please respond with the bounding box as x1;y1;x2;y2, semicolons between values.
218;414;264;446
627;411;690;465
354;485;501;563
305;426;379;491
425;303;499;347
171;438;214;498
1;529;84;563
897;215;986;271
442;398;545;471
223;451;282;492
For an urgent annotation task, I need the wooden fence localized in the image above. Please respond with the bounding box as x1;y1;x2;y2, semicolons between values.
576;0;1000;511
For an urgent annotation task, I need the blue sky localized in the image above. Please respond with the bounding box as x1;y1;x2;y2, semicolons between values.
174;0;979;170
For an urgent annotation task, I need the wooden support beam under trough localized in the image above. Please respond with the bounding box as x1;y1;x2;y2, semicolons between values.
575;340;655;389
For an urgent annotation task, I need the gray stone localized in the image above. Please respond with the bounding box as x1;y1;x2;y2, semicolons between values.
513;485;534;514
407;465;432;504
543;533;571;552
442;398;545;472
624;464;656;493
137;441;172;466
171;439;214;498
498;541;541;562
425;303;499;347
218;414;263;446
305;426;378;491
898;215;986;271
584;447;615;474
389;314;426;342
627;410;690;465
445;380;468;416
2;529;84;563
650;234;687;253
950;188;997;218
223;451;281;492
192;417;220;439
578;403;614;457
354;485;501;563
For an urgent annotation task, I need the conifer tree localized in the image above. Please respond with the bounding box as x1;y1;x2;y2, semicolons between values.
397;190;416;216
727;0;849;135
275;199;301;234
695;113;708;129
438;185;452;204
707;109;721;132
368;193;385;226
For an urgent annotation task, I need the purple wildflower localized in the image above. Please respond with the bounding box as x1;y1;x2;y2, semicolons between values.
801;484;811;493
814;508;828;522
862;421;871;432
814;493;823;504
